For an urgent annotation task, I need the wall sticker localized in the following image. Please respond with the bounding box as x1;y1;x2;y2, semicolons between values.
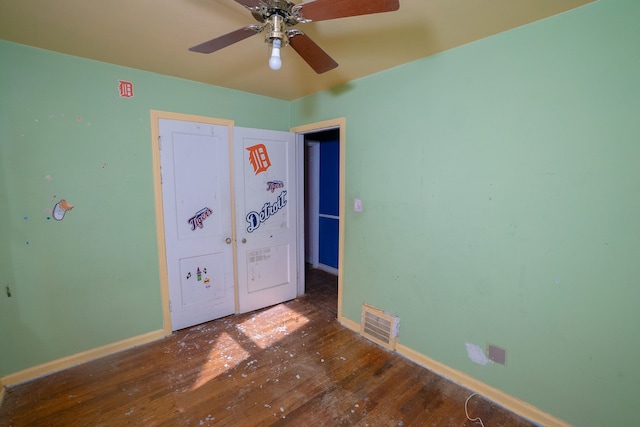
246;144;271;175
52;199;74;221
118;80;134;98
188;207;213;230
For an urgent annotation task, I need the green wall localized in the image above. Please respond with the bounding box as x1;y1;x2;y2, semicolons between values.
292;0;639;426
2;0;639;425
0;40;290;376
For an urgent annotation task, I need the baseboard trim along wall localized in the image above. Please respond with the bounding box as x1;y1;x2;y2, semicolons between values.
338;315;569;427
0;378;5;405
1;329;167;387
317;264;339;276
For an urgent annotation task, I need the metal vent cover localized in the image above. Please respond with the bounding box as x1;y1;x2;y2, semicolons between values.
360;303;400;351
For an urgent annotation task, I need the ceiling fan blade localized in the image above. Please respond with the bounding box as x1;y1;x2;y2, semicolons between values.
189;26;261;54
288;32;338;74
297;0;399;22
234;0;263;8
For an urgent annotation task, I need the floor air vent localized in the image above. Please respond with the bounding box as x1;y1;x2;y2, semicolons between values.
360;304;400;351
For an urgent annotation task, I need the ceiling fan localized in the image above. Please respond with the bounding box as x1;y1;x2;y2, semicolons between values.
189;0;400;74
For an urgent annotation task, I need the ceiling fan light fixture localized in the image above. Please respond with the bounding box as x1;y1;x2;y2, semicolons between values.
269;38;283;70
189;0;401;74
267;13;287;71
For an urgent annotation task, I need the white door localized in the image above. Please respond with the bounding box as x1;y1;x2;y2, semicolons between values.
159;119;235;330
233;127;298;313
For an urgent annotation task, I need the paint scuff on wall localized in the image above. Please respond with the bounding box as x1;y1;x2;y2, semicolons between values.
465;343;490;366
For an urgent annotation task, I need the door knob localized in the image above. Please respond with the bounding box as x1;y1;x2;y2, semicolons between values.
241;238;247;244
225;237;232;244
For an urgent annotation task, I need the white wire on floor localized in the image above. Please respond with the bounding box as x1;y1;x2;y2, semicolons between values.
465;393;486;427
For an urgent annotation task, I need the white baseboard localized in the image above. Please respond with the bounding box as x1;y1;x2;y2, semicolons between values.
1;329;167;387
316;263;338;276
338;316;569;427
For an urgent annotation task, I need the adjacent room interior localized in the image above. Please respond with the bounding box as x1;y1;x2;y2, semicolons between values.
1;1;639;426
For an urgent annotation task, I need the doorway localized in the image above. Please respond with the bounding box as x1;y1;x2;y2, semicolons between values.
150;113;346;333
304;129;340;275
292;118;345;322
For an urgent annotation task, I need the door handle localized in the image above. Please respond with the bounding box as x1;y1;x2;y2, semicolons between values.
241;238;247;244
225;237;232;244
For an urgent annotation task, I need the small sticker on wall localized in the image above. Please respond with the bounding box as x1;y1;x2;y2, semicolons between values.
118;80;134;98
52;199;74;221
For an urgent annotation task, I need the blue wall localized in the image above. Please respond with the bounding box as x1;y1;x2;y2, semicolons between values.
318;138;340;269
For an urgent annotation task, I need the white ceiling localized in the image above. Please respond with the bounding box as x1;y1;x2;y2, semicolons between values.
0;0;593;101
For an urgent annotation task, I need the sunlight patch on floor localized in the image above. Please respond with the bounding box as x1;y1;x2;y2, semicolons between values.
236;305;310;349
190;331;251;390
190;305;310;391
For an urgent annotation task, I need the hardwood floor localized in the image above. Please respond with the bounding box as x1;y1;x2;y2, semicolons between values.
0;268;536;426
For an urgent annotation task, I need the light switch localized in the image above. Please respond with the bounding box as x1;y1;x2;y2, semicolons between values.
354;198;363;212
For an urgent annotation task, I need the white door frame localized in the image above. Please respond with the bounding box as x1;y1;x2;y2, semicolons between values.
292;118;346;322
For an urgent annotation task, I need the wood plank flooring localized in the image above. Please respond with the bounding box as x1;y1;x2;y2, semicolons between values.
0;268;536;426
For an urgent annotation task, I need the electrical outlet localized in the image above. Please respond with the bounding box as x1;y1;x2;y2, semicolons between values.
488;344;506;365
354;198;362;212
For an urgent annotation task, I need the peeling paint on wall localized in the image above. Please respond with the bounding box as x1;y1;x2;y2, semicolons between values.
465;343;489;366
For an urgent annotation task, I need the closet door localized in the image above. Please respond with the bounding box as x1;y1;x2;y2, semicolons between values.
233;127;298;313
159;119;235;330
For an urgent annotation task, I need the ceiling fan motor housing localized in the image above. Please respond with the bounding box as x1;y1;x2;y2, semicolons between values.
267;14;288;46
267;0;293;14
249;1;299;47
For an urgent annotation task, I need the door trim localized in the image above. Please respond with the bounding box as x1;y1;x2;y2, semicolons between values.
305;141;320;268
291;118;346;322
150;110;235;334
